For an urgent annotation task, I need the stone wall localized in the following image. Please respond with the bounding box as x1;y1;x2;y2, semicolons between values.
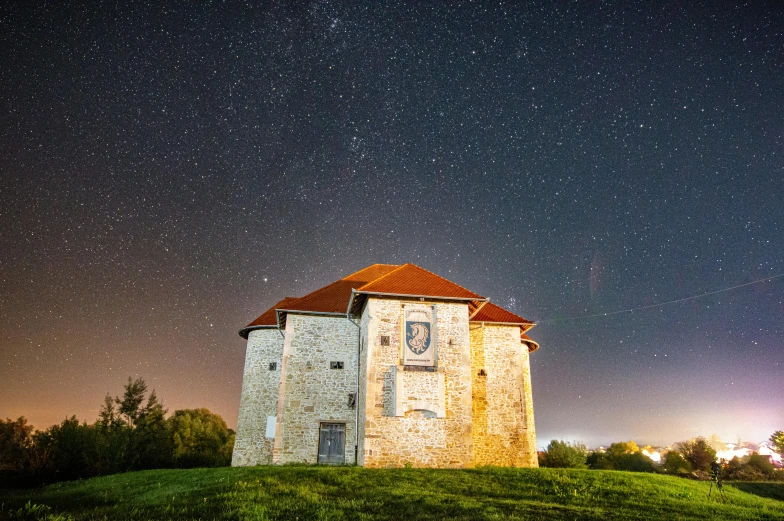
232;328;283;466
235;302;538;469
360;298;473;468
470;323;538;467
275;314;359;464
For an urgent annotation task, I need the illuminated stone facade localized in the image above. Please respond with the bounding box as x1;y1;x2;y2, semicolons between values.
233;300;538;468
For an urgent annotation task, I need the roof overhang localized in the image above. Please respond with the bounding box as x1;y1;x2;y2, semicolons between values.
521;336;540;353
238;325;278;340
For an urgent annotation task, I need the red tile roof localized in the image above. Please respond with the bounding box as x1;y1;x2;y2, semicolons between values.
356;263;483;300
241;264;539;352
240;296;300;338
281;264;401;314
470;302;534;326
343;263;401;283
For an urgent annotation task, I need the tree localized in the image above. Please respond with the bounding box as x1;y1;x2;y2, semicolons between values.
169;409;234;468
96;377;171;472
770;431;784;456
706;434;727;453
723;456;745;480
606;441;640;457
662;450;692;475
0;417;34;472
538;440;587;469
586;451;613;470
132;390;172;470
115;377;149;428
723;454;776;481
746;453;775;476
676;438;716;472
587;441;654;472
30;417;102;482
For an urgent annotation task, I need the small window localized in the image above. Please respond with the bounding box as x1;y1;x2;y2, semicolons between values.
330;361;344;369
269;362;277;371
380;335;390;346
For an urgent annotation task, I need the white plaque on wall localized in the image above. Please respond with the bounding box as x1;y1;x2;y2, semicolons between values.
265;416;276;438
401;305;437;366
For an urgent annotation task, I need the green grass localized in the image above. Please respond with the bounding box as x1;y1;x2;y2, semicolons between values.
1;466;783;520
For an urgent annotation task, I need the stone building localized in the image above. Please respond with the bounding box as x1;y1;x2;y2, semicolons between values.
232;263;540;468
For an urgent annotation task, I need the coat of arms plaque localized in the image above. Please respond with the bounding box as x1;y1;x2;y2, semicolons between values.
401;305;437;366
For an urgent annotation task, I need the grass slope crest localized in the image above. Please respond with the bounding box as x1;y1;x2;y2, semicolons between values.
1;466;783;520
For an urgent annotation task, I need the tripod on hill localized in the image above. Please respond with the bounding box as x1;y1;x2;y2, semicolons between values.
707;462;726;502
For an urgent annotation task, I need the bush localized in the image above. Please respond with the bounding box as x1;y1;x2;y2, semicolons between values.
169;409;235;468
586;452;614;470
587;442;655;473
722;454;779;481
744;453;775;477
662;450;692;475
613;452;656;473
539;440;587;469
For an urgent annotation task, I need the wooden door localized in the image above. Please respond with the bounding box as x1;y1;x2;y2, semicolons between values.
317;423;346;464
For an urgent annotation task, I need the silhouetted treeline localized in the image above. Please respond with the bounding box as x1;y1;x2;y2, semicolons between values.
0;378;234;487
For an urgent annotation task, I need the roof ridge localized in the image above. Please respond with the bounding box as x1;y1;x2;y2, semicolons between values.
470;301;535;325
341;263;401;281
285;277;345;305
355;263;410;291
404;263;485;299
288;265;397;302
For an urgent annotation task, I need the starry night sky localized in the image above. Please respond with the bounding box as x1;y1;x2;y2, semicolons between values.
1;2;782;448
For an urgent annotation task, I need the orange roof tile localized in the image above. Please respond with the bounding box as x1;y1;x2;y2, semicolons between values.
240;264;543;354
356;263;483;300
239;265;402;337
240;296;300;338
282;264;401;314
470;302;534;326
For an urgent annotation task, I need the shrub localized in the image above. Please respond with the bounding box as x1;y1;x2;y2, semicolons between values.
662;450;692;475
613;452;656;473
539;440;587;469
746;453;775;475
169;409;235;468
587;442;655;472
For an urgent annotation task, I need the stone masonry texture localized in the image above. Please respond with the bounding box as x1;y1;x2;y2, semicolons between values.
470;323;538;467
275;314;359;464
233;298;537;468
359;298;473;468
232;328;283;466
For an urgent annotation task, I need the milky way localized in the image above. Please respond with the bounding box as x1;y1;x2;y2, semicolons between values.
1;2;782;447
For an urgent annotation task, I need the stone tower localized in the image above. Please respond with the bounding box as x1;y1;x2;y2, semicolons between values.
232;264;539;468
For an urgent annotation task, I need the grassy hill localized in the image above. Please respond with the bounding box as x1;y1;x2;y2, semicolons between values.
1;466;783;520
